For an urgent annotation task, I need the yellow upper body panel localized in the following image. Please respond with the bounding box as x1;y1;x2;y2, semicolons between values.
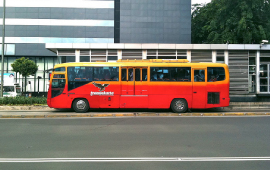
54;59;228;69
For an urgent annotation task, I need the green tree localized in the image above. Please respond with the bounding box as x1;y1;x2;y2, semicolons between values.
192;0;270;44
11;57;38;93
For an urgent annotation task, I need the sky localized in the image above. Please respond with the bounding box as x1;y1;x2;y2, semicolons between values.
192;0;211;5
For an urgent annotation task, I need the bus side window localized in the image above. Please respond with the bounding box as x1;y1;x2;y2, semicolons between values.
110;67;119;81
85;67;93;81
150;68;157;81
94;67;103;81
185;68;191;81
67;67;76;81
151;67;191;82
135;68;140;81
128;68;133;81
163;68;169;81
68;66;93;91
121;68;127;81
194;70;205;82
207;67;225;82
142;68;147;81
171;67;191;82
92;67;119;81
176;68;186;81
150;67;164;81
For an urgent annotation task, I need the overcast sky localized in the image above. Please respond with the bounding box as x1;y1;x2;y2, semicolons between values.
192;0;211;5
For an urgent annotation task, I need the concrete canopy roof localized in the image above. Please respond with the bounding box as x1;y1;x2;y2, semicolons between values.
45;43;270;54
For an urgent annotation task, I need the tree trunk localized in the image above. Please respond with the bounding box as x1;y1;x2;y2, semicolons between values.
24;76;27;94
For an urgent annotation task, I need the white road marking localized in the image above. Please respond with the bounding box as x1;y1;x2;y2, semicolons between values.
1;157;270;162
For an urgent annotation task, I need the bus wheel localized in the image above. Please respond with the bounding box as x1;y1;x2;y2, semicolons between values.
171;99;188;113
73;99;89;113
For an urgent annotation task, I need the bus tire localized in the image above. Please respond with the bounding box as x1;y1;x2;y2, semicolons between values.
171;98;188;113
73;99;89;113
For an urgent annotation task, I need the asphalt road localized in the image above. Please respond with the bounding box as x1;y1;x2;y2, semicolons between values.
1;117;270;169
1;108;270;118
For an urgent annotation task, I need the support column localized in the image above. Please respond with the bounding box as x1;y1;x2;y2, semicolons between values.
75;50;80;62
142;50;147;59
224;50;229;65
118;50;122;60
187;50;191;62
57;50;61;64
256;50;260;93
212;50;216;63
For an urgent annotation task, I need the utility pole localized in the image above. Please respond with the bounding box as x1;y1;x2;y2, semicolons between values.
1;0;6;97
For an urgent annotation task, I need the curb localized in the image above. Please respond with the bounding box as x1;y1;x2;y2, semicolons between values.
0;106;270;118
1;112;270;118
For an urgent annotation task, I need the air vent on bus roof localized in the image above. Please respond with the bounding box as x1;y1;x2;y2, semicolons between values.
117;59;189;63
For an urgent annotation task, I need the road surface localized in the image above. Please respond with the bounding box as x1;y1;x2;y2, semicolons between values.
0;116;270;169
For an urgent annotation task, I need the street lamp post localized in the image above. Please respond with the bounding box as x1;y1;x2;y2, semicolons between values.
1;0;6;97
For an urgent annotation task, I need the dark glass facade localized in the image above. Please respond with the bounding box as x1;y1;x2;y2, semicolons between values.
119;0;191;43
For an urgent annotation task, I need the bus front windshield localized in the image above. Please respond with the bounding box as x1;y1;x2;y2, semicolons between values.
51;74;66;98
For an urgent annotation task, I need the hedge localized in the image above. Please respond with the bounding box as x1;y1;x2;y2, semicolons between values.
0;96;47;105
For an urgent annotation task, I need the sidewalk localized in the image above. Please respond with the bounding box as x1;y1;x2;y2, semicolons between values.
0;105;270;118
2;102;270;111
0;105;54;111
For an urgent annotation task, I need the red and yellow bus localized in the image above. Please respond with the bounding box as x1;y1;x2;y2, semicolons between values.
47;59;230;113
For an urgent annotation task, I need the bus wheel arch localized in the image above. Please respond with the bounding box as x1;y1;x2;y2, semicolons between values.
72;98;90;113
170;98;188;113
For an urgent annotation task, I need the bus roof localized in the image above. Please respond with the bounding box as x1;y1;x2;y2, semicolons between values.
53;60;228;69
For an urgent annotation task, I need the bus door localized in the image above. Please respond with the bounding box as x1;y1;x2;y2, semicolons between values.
121;67;134;95
120;67;148;108
135;68;148;95
192;68;207;108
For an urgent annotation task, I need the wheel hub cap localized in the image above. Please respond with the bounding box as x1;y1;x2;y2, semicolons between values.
76;100;86;110
175;100;184;110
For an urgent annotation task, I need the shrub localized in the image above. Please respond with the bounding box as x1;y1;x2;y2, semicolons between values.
0;96;47;106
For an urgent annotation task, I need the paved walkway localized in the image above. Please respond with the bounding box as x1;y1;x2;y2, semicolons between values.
0;105;270;118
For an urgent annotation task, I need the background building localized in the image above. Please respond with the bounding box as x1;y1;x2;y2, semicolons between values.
0;0;191;95
46;43;270;101
0;0;270;101
118;0;191;43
